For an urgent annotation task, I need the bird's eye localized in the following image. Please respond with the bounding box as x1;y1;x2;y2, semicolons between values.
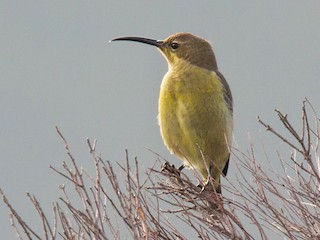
170;42;179;50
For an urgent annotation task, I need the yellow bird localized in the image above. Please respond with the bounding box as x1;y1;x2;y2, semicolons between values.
112;33;233;193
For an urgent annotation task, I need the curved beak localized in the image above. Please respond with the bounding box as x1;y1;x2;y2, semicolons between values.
110;36;163;48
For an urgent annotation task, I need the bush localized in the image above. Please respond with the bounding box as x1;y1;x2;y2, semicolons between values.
1;99;319;239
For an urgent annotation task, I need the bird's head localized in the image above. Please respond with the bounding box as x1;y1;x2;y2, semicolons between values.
111;32;218;71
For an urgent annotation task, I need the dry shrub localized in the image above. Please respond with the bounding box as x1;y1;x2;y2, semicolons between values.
1;99;319;239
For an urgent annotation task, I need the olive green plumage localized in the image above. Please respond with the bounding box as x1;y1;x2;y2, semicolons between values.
112;33;233;192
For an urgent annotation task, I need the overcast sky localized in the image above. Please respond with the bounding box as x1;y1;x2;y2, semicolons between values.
1;1;319;239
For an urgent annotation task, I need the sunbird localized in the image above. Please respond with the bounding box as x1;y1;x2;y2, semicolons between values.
111;33;233;193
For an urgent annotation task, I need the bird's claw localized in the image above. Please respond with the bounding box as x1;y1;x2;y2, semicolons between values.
161;161;182;176
197;184;223;210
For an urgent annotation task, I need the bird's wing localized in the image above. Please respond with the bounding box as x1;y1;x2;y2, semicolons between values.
216;71;232;177
216;71;233;114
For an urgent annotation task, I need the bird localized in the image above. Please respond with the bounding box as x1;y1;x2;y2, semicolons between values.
111;32;233;193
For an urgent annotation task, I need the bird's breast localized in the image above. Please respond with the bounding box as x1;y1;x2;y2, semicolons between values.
158;63;233;167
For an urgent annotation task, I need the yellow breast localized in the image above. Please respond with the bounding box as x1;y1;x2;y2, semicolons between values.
158;60;233;180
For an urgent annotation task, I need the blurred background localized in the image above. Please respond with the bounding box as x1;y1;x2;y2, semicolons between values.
1;1;319;238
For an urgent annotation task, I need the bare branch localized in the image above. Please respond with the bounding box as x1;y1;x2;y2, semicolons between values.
1;100;319;239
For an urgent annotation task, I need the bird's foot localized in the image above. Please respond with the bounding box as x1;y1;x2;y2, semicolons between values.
161;162;183;176
161;162;185;188
178;164;185;171
197;180;223;210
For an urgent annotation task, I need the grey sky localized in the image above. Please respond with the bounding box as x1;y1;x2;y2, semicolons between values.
1;1;319;239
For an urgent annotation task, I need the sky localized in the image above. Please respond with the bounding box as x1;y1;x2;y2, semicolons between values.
1;1;319;239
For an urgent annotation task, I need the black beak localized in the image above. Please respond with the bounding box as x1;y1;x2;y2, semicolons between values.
110;36;163;48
